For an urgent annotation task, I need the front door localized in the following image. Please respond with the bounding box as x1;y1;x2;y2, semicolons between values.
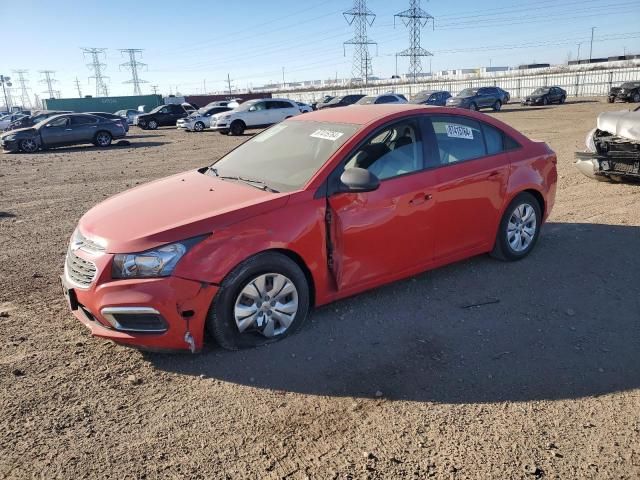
39;116;74;146
426;114;511;259
327;118;437;290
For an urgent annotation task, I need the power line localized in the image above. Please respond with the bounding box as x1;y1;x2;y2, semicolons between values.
395;0;434;82
39;70;58;99
343;0;377;84
120;49;148;95
12;70;32;109
82;47;109;97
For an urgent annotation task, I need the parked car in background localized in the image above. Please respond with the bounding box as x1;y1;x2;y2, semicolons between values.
410;90;452;106
135;104;193;130
318;94;365;109
312;95;334;110
575;106;640;182
1;113;126;153
446;87;509;111
0;113;27;130
177;105;233;132
3;110;72;131
297;102;313;113
60;104;556;352
88;112;129;132
203;100;240;109
356;94;407;105
210;98;300;135
521;87;567;106
115;109;141;125
608;81;640;103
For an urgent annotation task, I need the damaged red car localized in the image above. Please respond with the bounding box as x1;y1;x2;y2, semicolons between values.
61;105;557;352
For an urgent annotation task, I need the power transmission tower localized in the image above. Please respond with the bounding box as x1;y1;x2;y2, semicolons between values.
119;49;148;95
227;73;233;95
13;70;32;108
395;0;434;83
343;0;377;84
74;77;83;97
39;70;58;99
151;85;159;95
82;48;109;97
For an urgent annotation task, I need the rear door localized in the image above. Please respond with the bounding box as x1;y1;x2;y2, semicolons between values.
69;114;99;143
427;114;512;259
327;117;438;289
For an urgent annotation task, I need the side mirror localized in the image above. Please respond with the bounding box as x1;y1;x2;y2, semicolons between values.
339;167;380;193
249;106;256;112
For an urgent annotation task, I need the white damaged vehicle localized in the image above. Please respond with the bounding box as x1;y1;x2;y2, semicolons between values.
177;105;234;132
575;106;640;182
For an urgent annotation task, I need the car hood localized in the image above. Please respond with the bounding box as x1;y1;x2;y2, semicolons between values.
78;169;290;253
597;110;640;140
1;127;35;138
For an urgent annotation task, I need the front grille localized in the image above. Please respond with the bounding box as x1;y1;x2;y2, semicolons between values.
66;251;97;288
75;231;105;253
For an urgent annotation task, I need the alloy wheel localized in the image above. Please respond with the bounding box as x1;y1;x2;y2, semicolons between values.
507;203;537;252
96;132;111;146
233;273;299;338
148;120;158;130
20;138;38;153
194;122;204;132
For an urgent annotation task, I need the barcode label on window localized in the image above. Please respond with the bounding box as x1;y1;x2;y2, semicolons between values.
310;129;344;141
445;124;474;140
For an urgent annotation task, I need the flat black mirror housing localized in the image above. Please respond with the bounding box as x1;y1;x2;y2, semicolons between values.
339;167;380;193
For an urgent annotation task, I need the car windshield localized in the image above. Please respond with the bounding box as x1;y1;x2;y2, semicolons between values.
149;105;164;114
207;121;359;192
533;88;550;95
622;82;639;88
410;91;434;103
458;88;478;97
356;96;376;105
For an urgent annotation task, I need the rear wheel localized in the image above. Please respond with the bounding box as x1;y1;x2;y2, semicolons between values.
543;96;549;105
633;91;640;103
147;119;158;130
468;102;478;111
492;100;502;111
207;252;311;350
19;138;38;153
193;121;205;132
559;95;566;104
491;192;542;261
229;120;245;136
94;131;112;147
607;97;615;103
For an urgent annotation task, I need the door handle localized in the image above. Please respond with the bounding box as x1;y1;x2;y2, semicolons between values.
409;193;433;205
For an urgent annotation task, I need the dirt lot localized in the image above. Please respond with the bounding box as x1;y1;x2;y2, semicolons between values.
1;100;639;480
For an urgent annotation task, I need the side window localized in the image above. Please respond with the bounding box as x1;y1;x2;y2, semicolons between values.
376;96;393;104
159;107;169;114
343;120;423;181
70;115;97;125
47;116;69;128
482;123;504;155
253;102;267;111
430;116;486;164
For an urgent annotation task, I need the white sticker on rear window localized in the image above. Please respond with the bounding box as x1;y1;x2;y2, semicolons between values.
445;124;474;140
310;129;344;141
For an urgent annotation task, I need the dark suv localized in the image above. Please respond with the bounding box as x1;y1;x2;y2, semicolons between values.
410;90;452;106
608;82;640;103
136;104;194;130
446;86;510;111
318;94;366;109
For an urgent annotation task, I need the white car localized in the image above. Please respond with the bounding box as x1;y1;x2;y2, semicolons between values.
355;94;408;105
297;102;313;113
210;98;300;135
0;113;27;130
177;105;233;132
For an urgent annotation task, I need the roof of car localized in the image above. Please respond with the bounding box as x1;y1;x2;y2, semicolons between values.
290;104;430;125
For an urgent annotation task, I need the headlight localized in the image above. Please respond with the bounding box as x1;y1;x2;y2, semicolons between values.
2;134;16;141
112;236;207;279
585;128;597;153
219;115;231;121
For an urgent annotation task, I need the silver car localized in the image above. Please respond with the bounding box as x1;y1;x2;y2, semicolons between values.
177;106;233;132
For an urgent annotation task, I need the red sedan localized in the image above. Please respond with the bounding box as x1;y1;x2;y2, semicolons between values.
61;105;557;352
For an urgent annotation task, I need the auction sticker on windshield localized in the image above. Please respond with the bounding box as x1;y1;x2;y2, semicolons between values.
446;124;474;140
310;129;344;141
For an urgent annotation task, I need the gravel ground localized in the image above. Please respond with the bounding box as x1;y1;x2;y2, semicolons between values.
1;100;639;479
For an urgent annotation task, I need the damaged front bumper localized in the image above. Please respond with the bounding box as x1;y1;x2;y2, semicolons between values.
575;151;640;182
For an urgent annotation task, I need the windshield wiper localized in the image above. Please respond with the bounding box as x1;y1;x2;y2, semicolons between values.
209;168;279;193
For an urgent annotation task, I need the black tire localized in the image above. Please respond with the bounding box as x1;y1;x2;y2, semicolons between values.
206;252;311;350
229;120;245;136
543;96;549;106
607;97;615;104
491;192;542;262
193;121;205;132
633;91;640;103
93;131;112;147
468;102;478;111
559;95;566;104
19;138;39;153
492;100;502;111
147;119;158;130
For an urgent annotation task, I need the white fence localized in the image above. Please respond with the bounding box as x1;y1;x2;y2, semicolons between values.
273;66;640;103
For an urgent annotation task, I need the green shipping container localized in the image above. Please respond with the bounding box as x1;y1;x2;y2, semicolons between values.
43;95;163;113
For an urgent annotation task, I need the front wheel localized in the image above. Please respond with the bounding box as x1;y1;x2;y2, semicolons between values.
491;192;542;261
94;131;112;147
607;97;615;104
193;121;205;132
229;120;245;136
468;102;478;111
543;97;549;105
147;119;158;130
19;138;39;153
633;92;640;103
206;252;311;350
559;96;566;104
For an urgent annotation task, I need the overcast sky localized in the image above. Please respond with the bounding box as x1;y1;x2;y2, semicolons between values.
1;0;639;99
